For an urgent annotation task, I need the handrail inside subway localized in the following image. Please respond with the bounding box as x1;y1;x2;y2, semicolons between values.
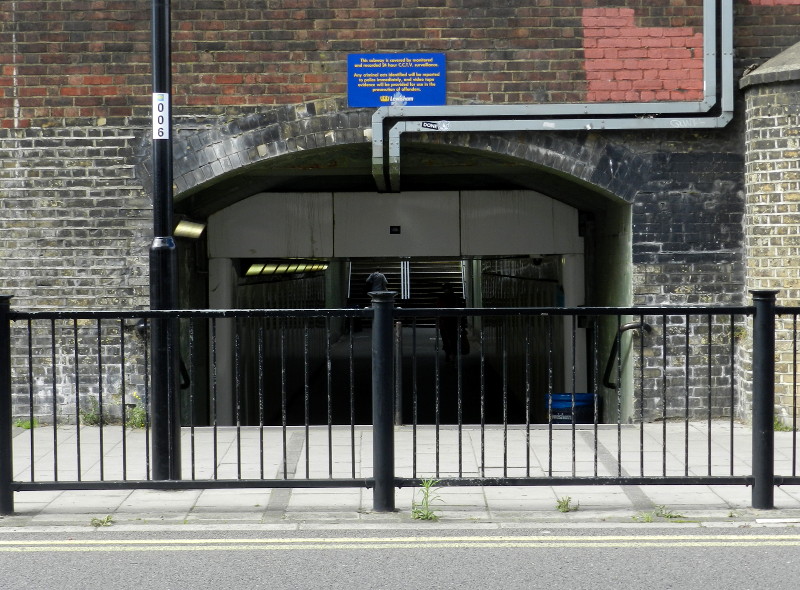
602;320;654;391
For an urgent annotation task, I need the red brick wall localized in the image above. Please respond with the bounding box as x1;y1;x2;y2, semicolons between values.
1;0;799;127
583;8;703;102
748;0;800;5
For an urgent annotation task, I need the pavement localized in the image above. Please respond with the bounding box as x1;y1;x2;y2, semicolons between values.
3;422;800;531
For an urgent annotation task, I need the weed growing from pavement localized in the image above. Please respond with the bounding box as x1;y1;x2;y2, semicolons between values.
90;515;114;527
556;496;579;513
125;392;147;429
14;418;38;429
79;398;107;426
633;505;685;522
412;478;442;521
655;505;684;519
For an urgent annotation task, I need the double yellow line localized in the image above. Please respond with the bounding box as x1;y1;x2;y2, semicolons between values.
1;535;800;552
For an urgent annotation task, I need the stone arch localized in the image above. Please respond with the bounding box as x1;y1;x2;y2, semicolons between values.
134;98;649;213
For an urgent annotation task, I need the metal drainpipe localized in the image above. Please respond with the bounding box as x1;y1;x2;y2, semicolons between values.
371;0;733;192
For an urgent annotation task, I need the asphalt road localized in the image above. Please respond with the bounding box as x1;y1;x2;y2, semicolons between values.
1;526;799;589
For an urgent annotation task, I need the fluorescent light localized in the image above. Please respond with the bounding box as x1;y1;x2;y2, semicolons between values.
244;261;329;277
174;219;205;239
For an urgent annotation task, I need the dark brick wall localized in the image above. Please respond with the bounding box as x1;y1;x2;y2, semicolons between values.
0;118;152;309
737;0;800;68
633;150;746;307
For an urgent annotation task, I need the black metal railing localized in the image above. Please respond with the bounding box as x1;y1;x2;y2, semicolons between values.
1;290;798;515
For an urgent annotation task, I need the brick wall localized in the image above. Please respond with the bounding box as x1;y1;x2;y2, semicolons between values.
2;1;800;424
582;7;704;102
0;119;152;309
3;2;799;127
736;0;800;67
1;0;711;127
748;0;800;6
742;76;800;425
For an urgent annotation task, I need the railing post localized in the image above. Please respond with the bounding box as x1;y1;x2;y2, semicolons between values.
0;296;14;514
371;291;397;512
751;289;778;509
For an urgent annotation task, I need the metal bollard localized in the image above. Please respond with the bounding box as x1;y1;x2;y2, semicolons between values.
370;291;397;512
0;296;14;514
751;289;777;509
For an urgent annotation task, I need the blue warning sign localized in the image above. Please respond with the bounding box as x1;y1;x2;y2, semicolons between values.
347;53;446;108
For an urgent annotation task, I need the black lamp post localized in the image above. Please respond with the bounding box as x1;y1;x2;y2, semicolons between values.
150;0;181;480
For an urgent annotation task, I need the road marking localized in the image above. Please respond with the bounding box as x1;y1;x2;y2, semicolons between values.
1;535;799;552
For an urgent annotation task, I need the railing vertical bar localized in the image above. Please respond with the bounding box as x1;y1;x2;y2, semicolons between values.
349;319;356;480
730;314;736;476
639;314;645;477
412;317;418;479
662;314;668;477
707;314;713;477
234;318;242;480
304;320;310;480
595;316;601;478
479;324;486;479
119;319;127;481
435;317;441;479
258;321;266;481
455;316;466;477
502;321;508;479
684;314;690;477
615;314;622;477
96;319;105;481
57;319;66;482
326;316;333;479
791;312;798;478
188;318;197;481
143;318;151;480
72;319;83;481
524;316;531;478
571;315;577;478
27;319;35;483
280;321;288;480
210;318;219;480
393;326;403;430
457;313;463;479
547;315;554;477
392;320;405;426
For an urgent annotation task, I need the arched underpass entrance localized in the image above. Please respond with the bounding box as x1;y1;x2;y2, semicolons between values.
175;144;633;427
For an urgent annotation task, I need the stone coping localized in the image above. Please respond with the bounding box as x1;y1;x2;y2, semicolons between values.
741;40;800;89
